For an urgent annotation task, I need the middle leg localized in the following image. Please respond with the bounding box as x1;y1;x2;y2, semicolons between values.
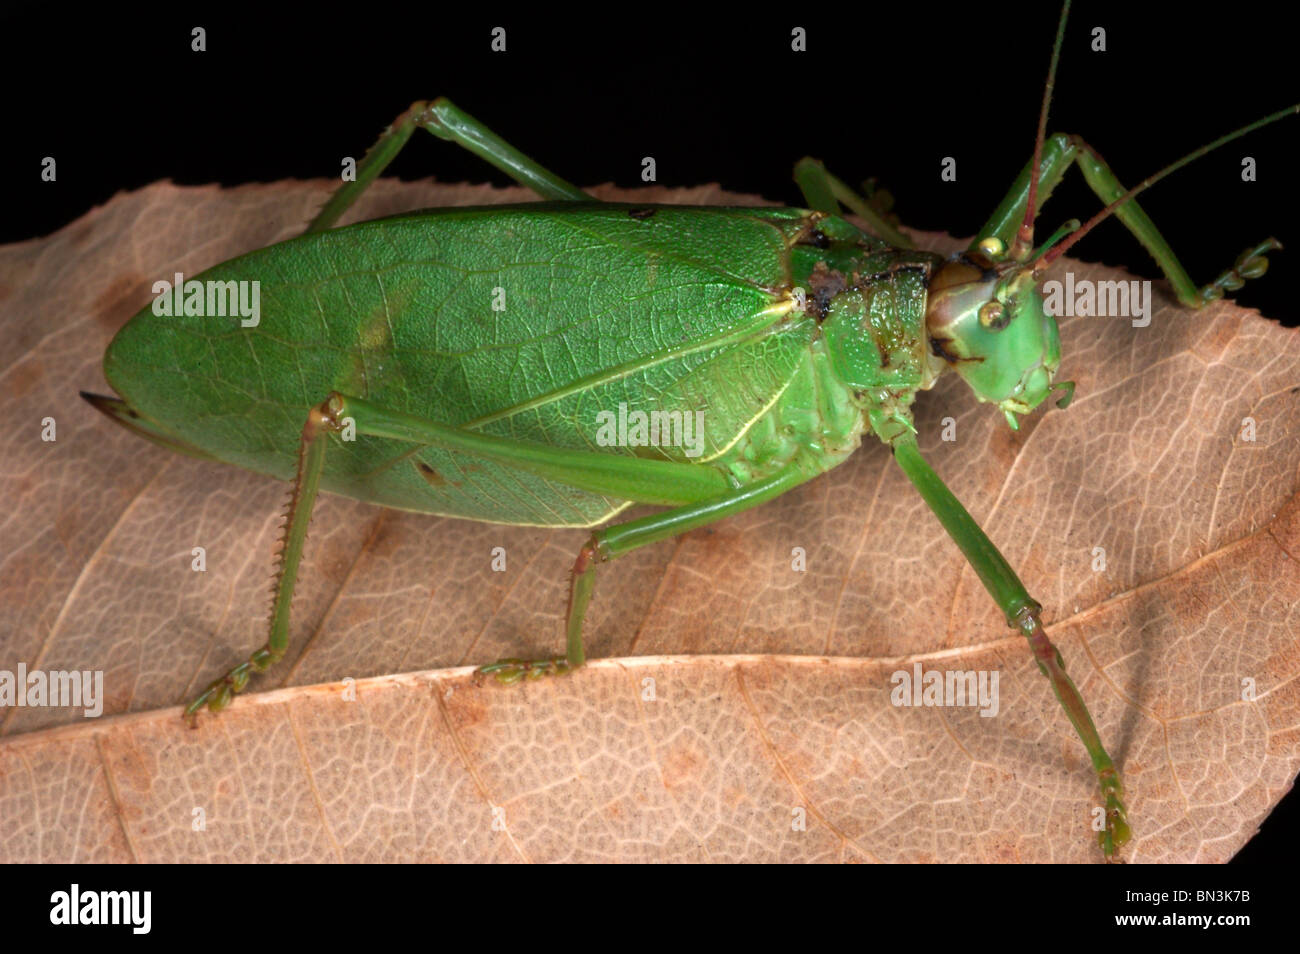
307;97;592;233
793;157;914;248
478;465;812;683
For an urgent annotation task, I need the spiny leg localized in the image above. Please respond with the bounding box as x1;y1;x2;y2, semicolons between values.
975;132;1277;307
793;157;914;248
891;434;1129;858
477;466;812;684
185;399;345;722
307;97;591;234
185;391;743;721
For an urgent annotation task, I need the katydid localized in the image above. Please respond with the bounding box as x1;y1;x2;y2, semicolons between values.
80;0;1296;860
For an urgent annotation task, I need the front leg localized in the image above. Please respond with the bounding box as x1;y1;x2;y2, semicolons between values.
974;132;1279;308
891;434;1130;858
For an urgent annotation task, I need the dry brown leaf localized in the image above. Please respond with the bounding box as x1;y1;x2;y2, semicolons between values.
1;180;1297;863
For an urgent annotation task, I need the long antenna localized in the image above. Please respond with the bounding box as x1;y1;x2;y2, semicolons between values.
1014;0;1072;260
1034;103;1300;271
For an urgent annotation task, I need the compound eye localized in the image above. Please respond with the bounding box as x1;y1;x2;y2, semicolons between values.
977;236;1006;259
978;300;1009;330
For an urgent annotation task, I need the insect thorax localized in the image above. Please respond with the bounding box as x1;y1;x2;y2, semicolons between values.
812;247;945;444
714;245;946;485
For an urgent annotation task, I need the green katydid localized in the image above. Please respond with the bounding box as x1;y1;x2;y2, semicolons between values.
79;0;1297;859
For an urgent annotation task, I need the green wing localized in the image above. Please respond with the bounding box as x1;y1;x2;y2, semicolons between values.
104;204;826;526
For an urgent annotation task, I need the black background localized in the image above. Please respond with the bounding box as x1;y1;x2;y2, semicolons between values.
11;865;1286;936
3;2;1297;864
7;3;1299;329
